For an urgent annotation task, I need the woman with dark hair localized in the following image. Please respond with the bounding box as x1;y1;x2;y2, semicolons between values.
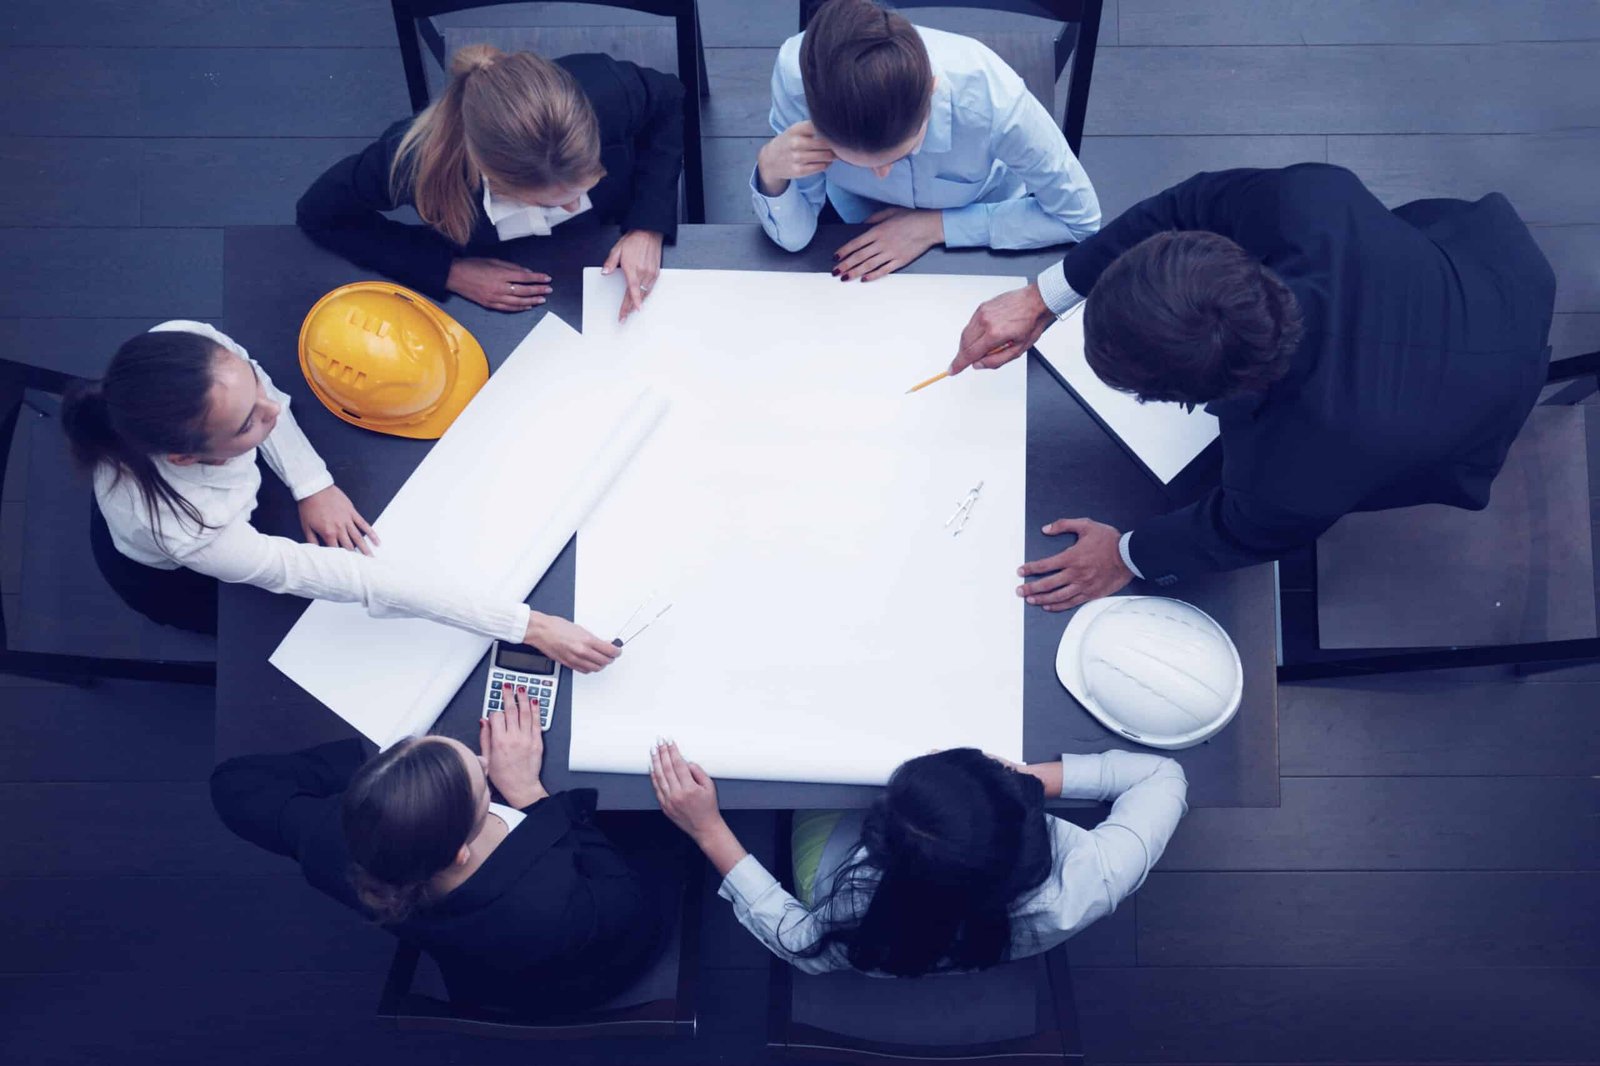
753;0;1099;278
59;320;618;672
211;689;667;1015
650;741;1186;976
298;43;684;322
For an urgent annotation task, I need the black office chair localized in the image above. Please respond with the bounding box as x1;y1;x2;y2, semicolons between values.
798;0;1104;156
377;858;702;1040
764;811;1084;1064
391;0;708;223
1278;348;1600;680
0;358;215;686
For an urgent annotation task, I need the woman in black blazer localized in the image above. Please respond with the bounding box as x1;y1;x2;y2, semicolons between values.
210;688;668;1015
297;44;684;321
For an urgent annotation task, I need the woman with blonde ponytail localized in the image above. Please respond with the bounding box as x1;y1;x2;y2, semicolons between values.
299;45;684;321
212;687;673;1015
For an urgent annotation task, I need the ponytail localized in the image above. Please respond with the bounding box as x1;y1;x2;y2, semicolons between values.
391;44;604;246
60;331;220;542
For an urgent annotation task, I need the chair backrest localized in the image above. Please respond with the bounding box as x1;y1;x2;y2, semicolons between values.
391;0;707;222
376;856;701;1039
797;0;1102;154
768;947;1082;1064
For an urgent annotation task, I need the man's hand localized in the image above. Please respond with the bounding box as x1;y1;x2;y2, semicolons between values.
756;120;835;197
832;208;943;282
602;229;664;322
446;258;552;312
951;283;1055;375
1017;517;1133;611
298;485;378;555
481;685;548;808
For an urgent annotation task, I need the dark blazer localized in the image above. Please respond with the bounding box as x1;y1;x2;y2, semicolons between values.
210;740;665;1016
297;53;684;300
1056;164;1556;583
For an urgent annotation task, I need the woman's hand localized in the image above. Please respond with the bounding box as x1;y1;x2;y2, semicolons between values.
602;230;664;322
480;684;549;808
298;485;378;555
756;120;836;196
446;257;553;312
832;208;944;282
650;740;748;875
524;612;621;674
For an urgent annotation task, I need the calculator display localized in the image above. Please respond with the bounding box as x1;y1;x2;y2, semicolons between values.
495;645;557;675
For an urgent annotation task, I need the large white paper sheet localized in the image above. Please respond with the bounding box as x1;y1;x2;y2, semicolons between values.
571;268;1027;785
1033;302;1219;484
270;315;666;748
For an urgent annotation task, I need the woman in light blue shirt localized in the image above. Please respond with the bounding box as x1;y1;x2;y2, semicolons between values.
753;0;1101;280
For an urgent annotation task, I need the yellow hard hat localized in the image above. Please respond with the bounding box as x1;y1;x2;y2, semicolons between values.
298;282;489;440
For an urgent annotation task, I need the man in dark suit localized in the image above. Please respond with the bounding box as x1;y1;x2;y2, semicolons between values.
950;164;1556;610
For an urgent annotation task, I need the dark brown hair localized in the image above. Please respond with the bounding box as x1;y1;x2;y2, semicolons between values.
800;0;933;153
60;330;222;542
343;738;478;925
1084;231;1303;405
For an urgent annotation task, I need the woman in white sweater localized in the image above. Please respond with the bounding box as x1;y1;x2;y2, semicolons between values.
650;741;1187;976
60;320;617;672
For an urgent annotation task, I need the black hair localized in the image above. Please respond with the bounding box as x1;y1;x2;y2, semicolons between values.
59;330;223;540
800;0;934;153
789;748;1052;976
1083;230;1304;405
342;738;479;926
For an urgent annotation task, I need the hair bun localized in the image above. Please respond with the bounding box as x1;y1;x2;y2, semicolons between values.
451;44;503;76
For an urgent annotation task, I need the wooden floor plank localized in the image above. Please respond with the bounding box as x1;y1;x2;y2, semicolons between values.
0;679;214;783
1280;678;1600;776
135;49;408;138
702;136;763;225
1071;965;1600;1064
0;783;280;877
703;47;779;138
1137;871;1600;967
1159;775;1600;871
1551;312;1600;359
0;48;141;137
0;874;393;973
0;229;221;319
1119;0;1600;46
0;138;142;227
1329;131;1600;226
1080;135;1325;220
1086;44;1600;136
0;316;202;377
1533;224;1600;313
140;137;370;228
0;0;394;47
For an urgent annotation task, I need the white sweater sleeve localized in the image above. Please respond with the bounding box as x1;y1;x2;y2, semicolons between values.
1059;751;1189;901
717;854;852;974
178;516;529;642
150;320;334;501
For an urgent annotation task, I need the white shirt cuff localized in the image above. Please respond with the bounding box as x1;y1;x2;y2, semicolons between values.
1118;530;1144;580
717;852;777;904
1035;261;1085;317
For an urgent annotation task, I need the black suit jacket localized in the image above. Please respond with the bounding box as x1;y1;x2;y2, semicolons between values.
210;740;664;1016
1057;164;1556;583
296;53;684;299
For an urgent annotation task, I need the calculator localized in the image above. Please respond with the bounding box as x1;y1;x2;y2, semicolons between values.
481;640;560;731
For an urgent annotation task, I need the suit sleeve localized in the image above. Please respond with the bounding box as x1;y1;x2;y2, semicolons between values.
209;740;366;861
1129;484;1340;581
610;60;684;240
1057;168;1285;297
295;121;461;299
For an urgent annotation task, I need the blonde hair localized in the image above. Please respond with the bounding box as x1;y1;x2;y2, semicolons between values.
391;45;606;246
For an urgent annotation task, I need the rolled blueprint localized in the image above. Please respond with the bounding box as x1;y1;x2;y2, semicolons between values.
270;314;667;749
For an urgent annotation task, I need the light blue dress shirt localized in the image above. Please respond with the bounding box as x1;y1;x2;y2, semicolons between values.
751;26;1102;253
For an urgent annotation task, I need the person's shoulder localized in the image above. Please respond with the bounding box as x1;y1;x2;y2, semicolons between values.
916;26;1027;116
773;31;806;94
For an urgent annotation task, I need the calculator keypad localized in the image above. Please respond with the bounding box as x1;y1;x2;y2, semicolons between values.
482;668;557;730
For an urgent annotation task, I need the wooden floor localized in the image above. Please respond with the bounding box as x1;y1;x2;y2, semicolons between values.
2;3;1598;1063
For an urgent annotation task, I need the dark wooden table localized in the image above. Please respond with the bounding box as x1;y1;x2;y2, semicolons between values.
217;223;1278;807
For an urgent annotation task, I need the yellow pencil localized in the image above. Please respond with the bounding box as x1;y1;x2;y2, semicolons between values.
905;369;950;394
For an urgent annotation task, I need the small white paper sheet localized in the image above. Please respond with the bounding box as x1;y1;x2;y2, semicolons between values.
270;314;666;748
1033;303;1219;484
571;268;1028;786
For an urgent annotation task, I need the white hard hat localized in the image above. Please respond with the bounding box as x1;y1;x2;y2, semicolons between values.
1055;596;1242;750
